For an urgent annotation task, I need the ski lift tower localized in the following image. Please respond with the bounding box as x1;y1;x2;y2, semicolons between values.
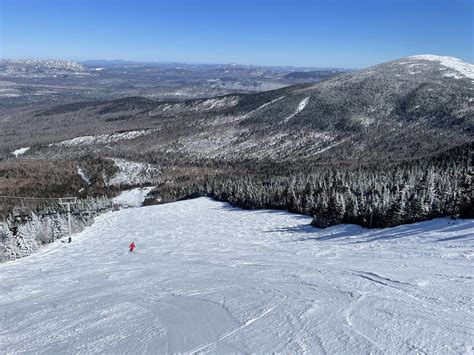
59;197;77;243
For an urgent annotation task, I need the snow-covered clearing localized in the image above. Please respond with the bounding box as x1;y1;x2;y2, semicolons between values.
112;186;155;207
108;158;160;186
158;96;239;113
193;96;240;111
297;96;310;111
11;147;30;157
283;96;310;122
77;166;92;185
49;130;155;147
0;198;472;354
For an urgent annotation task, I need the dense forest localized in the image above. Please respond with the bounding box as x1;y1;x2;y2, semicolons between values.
153;143;473;228
0;155;118;216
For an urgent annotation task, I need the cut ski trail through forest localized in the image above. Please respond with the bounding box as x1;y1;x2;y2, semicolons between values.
1;198;473;354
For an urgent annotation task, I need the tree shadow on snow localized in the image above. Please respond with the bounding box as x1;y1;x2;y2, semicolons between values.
351;219;474;244
213;201;474;244
267;224;367;242
213;203;309;219
266;224;315;234
267;219;474;244
435;233;474;242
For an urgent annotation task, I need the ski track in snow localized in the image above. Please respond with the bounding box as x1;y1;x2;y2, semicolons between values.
0;198;473;354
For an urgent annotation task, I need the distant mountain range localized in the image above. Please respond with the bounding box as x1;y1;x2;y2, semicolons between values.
0;59;86;74
1;58;345;73
80;59;347;71
0;59;349;110
2;54;471;165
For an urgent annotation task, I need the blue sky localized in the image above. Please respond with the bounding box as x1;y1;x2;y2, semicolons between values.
1;0;472;68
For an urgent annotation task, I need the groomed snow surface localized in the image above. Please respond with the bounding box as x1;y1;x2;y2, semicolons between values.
1;198;473;354
112;186;155;207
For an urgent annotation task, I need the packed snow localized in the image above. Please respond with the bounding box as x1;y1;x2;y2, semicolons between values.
108;158;160;186
1;198;472;354
408;55;474;79
11;147;30;157
112;186;155;207
50;130;155;147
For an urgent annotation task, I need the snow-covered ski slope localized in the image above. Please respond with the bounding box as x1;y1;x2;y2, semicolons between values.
1;198;473;354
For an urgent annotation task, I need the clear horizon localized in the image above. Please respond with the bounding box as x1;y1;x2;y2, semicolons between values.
1;0;472;68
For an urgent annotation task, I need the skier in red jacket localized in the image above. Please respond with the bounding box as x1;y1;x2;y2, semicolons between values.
129;242;136;253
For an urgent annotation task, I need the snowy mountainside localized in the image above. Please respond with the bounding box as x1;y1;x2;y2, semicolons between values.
407;55;474;79
49;130;157;147
4;54;472;163
0;198;472;353
153;95;240;113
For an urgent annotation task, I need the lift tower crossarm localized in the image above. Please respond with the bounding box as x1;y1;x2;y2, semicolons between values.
59;197;78;243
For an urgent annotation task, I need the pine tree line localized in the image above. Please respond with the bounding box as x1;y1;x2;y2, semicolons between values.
155;144;472;228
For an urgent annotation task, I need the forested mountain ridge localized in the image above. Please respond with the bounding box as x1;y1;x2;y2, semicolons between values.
153;142;472;228
2;55;471;164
